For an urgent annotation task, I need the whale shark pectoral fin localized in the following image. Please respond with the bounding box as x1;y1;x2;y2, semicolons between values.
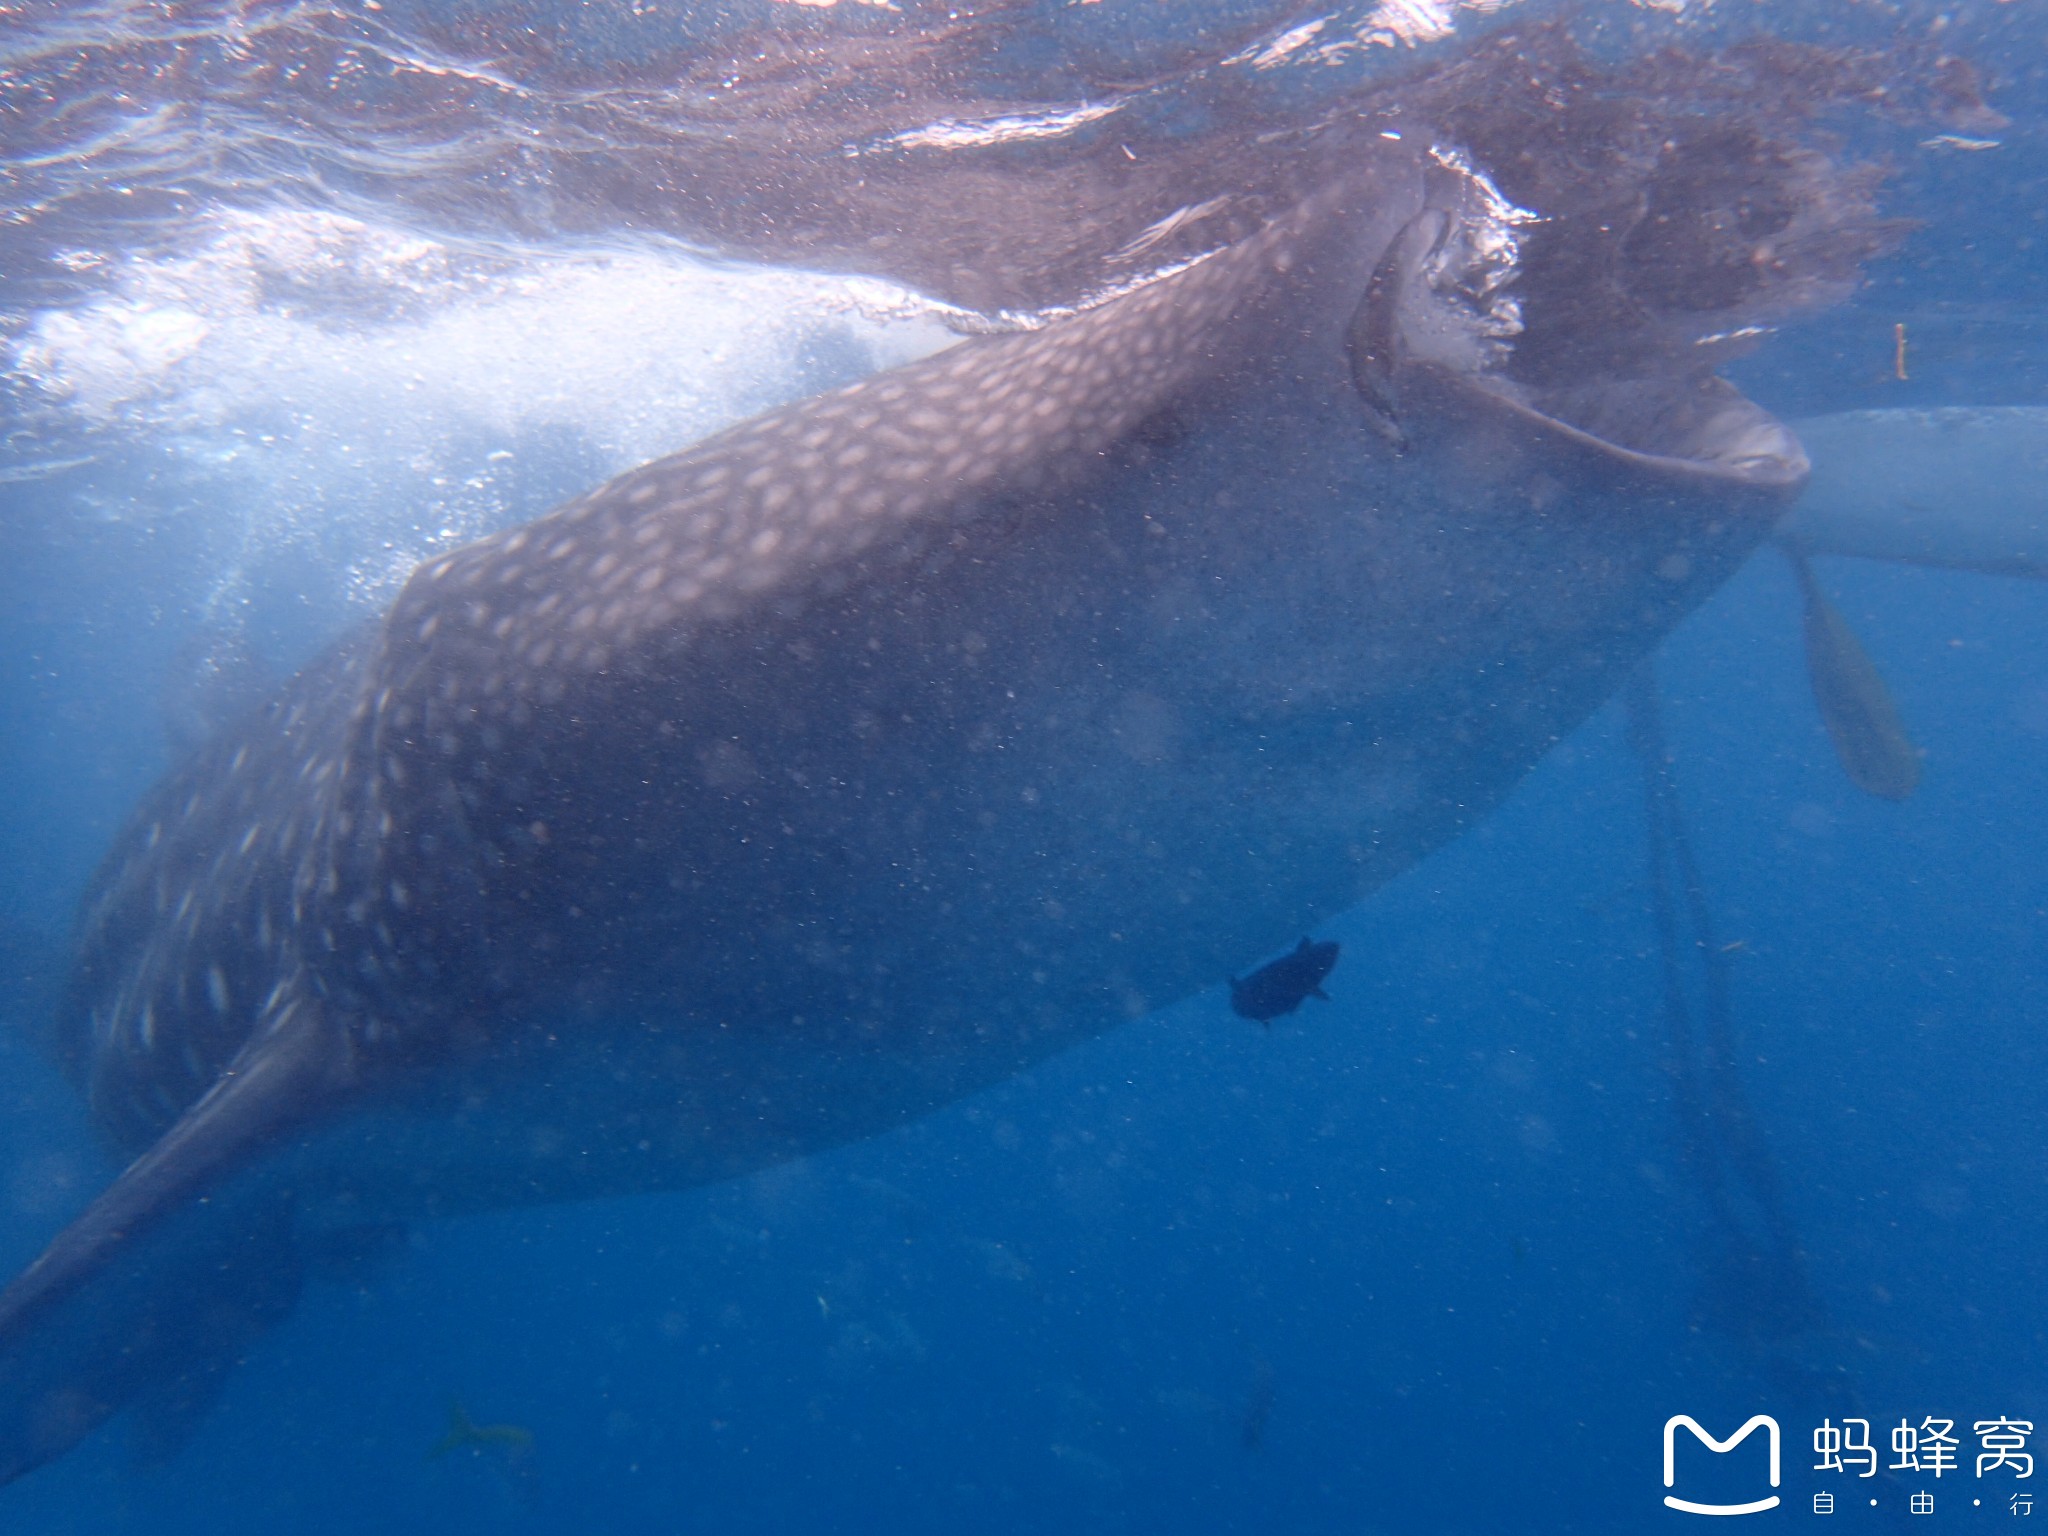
0;986;358;1485
122;1199;306;1472
7;988;357;1325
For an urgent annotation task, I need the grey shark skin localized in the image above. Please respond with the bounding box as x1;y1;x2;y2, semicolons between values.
0;131;1820;1481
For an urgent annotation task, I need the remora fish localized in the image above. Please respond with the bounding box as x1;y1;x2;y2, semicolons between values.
0;52;1889;1483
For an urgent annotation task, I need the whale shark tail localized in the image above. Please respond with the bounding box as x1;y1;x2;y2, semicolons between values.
0;985;358;1485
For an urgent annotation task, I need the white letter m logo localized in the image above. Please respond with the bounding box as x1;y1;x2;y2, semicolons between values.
1663;1414;1782;1515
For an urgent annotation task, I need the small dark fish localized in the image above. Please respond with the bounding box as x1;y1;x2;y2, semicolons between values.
1229;938;1340;1024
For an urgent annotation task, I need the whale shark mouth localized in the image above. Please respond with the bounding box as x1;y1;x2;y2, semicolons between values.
1352;169;1814;489
1347;31;1907;483
1348;139;1815;488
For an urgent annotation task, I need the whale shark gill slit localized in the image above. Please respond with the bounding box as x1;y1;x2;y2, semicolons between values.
0;28;1922;1485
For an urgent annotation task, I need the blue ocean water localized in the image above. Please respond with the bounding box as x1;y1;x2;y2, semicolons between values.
0;2;2044;1532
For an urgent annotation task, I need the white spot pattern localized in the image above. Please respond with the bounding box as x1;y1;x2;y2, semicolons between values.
60;203;1307;1153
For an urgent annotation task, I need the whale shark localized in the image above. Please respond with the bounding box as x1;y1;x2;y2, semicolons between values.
0;28;1918;1485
